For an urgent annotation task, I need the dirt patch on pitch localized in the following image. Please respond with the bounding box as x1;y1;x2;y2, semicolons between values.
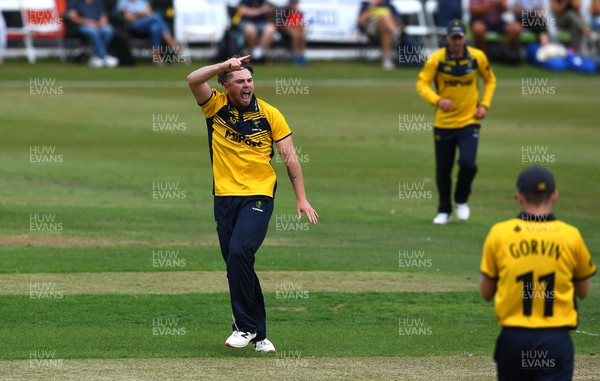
0;234;219;248
0;271;477;295
0;235;320;248
1;355;598;381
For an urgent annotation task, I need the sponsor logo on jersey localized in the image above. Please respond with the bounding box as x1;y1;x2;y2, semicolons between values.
444;78;474;86
225;129;263;147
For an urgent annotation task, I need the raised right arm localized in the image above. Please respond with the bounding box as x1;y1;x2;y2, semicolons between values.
186;56;250;104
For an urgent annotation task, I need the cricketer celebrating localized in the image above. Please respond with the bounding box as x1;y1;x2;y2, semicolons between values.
187;55;318;352
480;166;596;380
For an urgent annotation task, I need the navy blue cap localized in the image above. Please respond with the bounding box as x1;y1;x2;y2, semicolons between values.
517;166;556;194
447;19;466;37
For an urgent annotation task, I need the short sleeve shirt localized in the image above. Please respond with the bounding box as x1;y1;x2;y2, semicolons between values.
199;90;292;197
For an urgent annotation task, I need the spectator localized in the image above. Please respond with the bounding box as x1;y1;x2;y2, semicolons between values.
551;0;592;53
278;0;307;65
236;0;277;62
592;0;600;31
470;0;522;55
0;12;6;66
358;0;403;71
513;0;550;45
68;0;119;68
116;0;180;64
437;0;462;31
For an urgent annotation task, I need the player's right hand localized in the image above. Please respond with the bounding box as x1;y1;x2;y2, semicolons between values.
437;98;452;112
223;55;251;72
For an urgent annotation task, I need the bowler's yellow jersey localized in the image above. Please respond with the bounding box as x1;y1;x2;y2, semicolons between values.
416;46;496;128
480;213;596;328
199;89;291;197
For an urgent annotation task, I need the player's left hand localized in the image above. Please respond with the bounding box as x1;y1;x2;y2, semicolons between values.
297;200;319;225
474;105;487;119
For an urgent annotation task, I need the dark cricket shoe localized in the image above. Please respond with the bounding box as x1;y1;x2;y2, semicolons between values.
225;330;257;348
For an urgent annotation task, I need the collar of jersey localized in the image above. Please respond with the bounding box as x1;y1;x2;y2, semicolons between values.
517;212;557;221
445;45;471;61
226;94;259;112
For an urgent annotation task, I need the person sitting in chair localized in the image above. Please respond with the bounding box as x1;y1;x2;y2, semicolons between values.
69;0;119;68
278;0;307;65
117;0;180;64
550;0;593;54
513;0;550;45
358;0;403;71
235;0;277;62
470;0;522;56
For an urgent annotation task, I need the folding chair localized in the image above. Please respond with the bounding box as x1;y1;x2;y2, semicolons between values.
392;0;437;52
174;0;229;64
0;0;66;63
424;0;447;42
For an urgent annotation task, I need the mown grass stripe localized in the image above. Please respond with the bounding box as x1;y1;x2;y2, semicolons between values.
0;292;499;359
3;291;598;360
1;271;477;295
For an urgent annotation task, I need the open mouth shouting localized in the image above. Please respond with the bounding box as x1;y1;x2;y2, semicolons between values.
241;90;252;103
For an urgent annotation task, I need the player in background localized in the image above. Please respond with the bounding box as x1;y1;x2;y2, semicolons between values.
187;55;318;352
480;166;596;380
416;19;496;225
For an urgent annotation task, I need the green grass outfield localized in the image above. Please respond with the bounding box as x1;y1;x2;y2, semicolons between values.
0;60;599;380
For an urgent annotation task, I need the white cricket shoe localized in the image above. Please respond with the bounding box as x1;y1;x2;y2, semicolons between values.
382;58;394;71
225;330;256;348
456;203;470;221
433;213;451;225
88;56;104;68
104;55;119;68
254;338;276;353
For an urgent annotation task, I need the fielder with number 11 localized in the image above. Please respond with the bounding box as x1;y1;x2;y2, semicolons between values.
187;55;318;352
480;166;596;380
